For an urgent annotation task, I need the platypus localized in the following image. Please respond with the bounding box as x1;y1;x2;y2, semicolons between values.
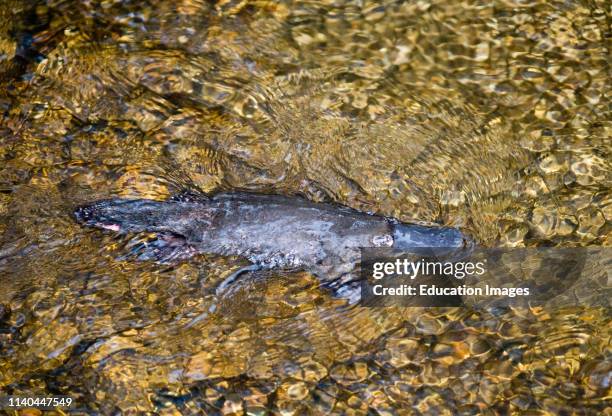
74;192;472;298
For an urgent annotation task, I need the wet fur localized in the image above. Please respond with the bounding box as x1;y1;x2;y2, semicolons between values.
74;192;471;294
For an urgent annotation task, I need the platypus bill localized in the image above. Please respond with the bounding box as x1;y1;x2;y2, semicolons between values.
74;192;471;299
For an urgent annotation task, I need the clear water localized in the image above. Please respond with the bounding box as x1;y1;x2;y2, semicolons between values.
0;0;609;414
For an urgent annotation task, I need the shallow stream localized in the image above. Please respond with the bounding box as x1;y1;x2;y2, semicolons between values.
0;0;610;414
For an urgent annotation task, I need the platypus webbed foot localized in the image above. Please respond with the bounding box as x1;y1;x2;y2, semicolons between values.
215;264;263;296
120;232;196;263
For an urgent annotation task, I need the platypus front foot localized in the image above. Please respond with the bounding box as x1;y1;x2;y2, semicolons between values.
215;264;263;296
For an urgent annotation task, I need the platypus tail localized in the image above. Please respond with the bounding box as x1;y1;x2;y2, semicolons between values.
74;198;168;233
168;189;210;203
74;197;199;263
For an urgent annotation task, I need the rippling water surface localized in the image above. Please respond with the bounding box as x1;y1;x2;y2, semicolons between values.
0;0;610;414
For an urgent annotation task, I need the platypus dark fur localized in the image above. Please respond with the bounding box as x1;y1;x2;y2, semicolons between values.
74;192;472;299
